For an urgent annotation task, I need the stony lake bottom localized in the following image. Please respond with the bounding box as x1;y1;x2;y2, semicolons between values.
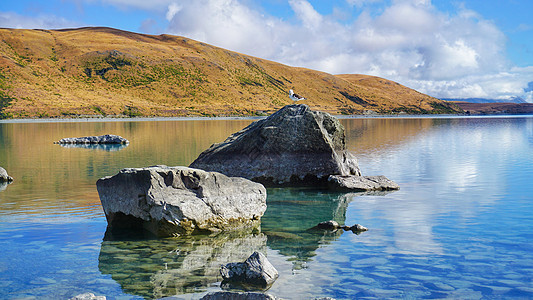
0;116;532;299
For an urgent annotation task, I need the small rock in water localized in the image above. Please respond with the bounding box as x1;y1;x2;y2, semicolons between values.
350;224;368;232
0;167;13;183
69;293;106;300
315;220;340;230
55;134;129;144
328;175;399;192
220;251;279;288
201;291;280;300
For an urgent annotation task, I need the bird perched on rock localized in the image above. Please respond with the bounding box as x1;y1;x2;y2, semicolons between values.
289;89;306;101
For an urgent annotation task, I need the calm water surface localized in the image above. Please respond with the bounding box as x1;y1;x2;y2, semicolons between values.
0;116;532;299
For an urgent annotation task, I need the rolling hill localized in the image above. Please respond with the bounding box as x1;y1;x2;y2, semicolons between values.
0;27;462;119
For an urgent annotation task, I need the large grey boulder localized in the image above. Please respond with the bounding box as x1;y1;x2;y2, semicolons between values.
0;167;13;183
220;251;279;288
327;175;400;192
190;104;361;186
96;166;267;237
55;134;128;144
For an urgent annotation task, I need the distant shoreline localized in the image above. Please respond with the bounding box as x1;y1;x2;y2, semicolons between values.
2;112;532;124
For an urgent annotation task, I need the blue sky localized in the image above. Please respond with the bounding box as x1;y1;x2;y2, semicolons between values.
1;0;532;101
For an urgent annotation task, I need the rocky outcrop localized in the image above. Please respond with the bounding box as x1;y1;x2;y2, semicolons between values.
0;167;13;183
327;175;400;192
96;166;267;237
190;104;361;186
220;251;279;289
55;134;129;144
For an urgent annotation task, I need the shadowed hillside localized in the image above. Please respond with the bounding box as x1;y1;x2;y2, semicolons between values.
0;27;462;118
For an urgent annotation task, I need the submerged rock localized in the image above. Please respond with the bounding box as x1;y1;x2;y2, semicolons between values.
190;104;361;186
220;251;279;289
0;167;13;183
96;166;267;237
312;220;368;234
55;134;129;144
349;224;368;232
69;293;106;300
315;220;341;230
327;175;399;192
201;292;280;300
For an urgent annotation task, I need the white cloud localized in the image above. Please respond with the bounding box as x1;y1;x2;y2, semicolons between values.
0;11;80;29
166;3;181;21
165;0;288;59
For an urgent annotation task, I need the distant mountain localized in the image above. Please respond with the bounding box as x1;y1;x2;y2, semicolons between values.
443;97;527;104
0;27;461;118
450;102;533;115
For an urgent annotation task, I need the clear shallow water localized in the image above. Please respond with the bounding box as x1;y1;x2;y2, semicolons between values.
0;116;532;299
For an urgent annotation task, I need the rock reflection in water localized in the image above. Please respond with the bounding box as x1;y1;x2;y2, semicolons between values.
98;232;267;299
261;188;391;268
58;143;129;151
0;181;9;192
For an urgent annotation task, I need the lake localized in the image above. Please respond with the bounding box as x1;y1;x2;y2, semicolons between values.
0;115;532;299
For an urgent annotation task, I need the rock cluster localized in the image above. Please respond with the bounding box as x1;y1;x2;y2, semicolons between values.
314;220;368;233
96;166;266;237
0;167;13;183
55;134;129;144
220;251;279;288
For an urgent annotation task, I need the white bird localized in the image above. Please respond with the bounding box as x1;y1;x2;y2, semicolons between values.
289;89;306;101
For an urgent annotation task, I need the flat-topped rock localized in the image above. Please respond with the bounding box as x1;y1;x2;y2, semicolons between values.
0;167;13;183
190;104;361;186
327;175;400;192
96;166;267;237
55;134;128;144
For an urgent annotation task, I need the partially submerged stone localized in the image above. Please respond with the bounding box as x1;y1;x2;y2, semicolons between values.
316;220;340;230
0;167;13;183
69;293;106;300
55;134;129;144
190;104;361;186
201;292;280;300
220;251;279;289
96;166;267;237
327;175;399;192
349;224;368;232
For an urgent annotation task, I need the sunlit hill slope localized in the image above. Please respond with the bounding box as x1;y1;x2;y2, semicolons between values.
0;27;462;118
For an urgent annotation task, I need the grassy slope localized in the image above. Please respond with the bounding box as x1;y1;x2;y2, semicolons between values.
0;27;462;118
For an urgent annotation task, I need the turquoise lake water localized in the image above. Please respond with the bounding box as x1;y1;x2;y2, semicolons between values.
0;116;532;299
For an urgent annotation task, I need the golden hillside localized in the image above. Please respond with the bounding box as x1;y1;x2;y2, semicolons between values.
0;27;462;118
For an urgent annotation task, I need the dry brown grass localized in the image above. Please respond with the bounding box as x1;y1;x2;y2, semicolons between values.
0;27;462;118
